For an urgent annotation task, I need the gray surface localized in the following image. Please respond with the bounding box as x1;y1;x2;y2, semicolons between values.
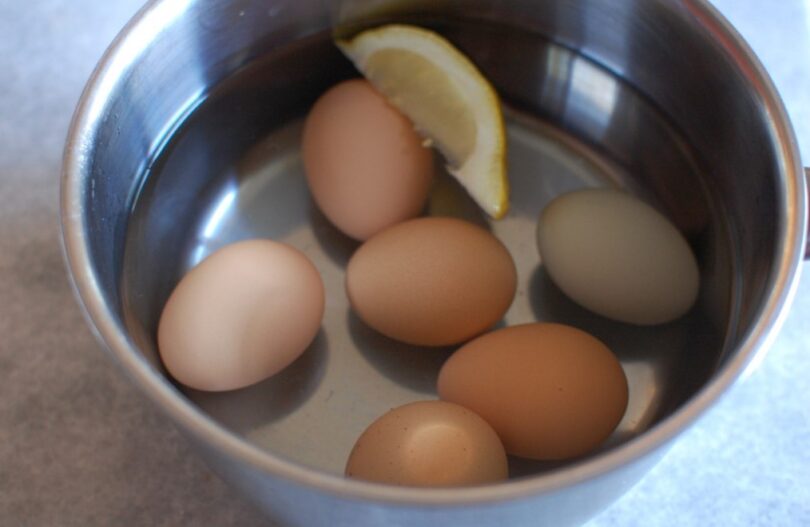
0;1;808;526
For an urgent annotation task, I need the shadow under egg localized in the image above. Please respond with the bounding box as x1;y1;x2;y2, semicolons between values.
528;264;723;440
308;199;361;267
426;165;491;230
346;311;455;395
182;329;329;434
507;456;574;479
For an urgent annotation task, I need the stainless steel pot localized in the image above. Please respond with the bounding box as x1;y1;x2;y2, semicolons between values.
61;0;808;525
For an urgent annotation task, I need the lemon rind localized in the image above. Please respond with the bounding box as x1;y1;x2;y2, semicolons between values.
338;24;508;219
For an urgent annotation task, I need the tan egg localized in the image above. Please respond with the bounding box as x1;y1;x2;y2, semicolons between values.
346;217;517;346
536;188;700;325
345;401;508;487
438;323;628;460
157;240;324;391
302;79;434;241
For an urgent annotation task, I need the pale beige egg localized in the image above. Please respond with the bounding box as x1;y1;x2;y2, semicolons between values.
345;400;508;487
438;323;628;460
157;240;324;391
346;217;517;346
302;79;434;241
536;188;700;325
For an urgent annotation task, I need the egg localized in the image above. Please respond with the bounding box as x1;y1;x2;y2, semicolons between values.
157;240;325;391
346;217;517;346
302;79;434;240
345;401;508;487
438;323;628;460
536;188;700;325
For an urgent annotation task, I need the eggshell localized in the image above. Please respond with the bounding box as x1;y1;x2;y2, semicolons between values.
536;188;700;325
157;240;324;391
302;79;434;240
346;217;517;346
438;323;628;460
345;401;508;487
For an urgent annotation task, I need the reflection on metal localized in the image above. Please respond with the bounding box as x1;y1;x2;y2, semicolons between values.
567;57;619;136
615;361;659;439
190;184;239;266
84;0;194;125
202;186;238;239
539;45;572;110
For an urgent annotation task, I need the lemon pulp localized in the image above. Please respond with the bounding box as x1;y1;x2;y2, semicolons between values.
338;24;509;219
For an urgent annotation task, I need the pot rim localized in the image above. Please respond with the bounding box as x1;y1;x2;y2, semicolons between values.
60;0;806;507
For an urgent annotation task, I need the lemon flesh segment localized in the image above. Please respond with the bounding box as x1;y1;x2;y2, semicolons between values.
337;25;508;219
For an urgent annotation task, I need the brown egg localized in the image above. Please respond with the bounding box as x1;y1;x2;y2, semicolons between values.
157;240;324;391
302;79;434;240
345;217;517;346
345;401;508;487
438;323;628;460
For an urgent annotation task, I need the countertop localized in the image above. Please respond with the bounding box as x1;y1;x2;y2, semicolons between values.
1;1;808;525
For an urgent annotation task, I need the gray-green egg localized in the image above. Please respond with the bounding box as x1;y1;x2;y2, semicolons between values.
536;188;700;325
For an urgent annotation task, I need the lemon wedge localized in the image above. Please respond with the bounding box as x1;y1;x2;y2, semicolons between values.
337;24;509;219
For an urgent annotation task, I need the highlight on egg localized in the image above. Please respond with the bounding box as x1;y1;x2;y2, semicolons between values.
438;323;628;460
301;79;435;241
157;240;325;392
345;400;508;487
